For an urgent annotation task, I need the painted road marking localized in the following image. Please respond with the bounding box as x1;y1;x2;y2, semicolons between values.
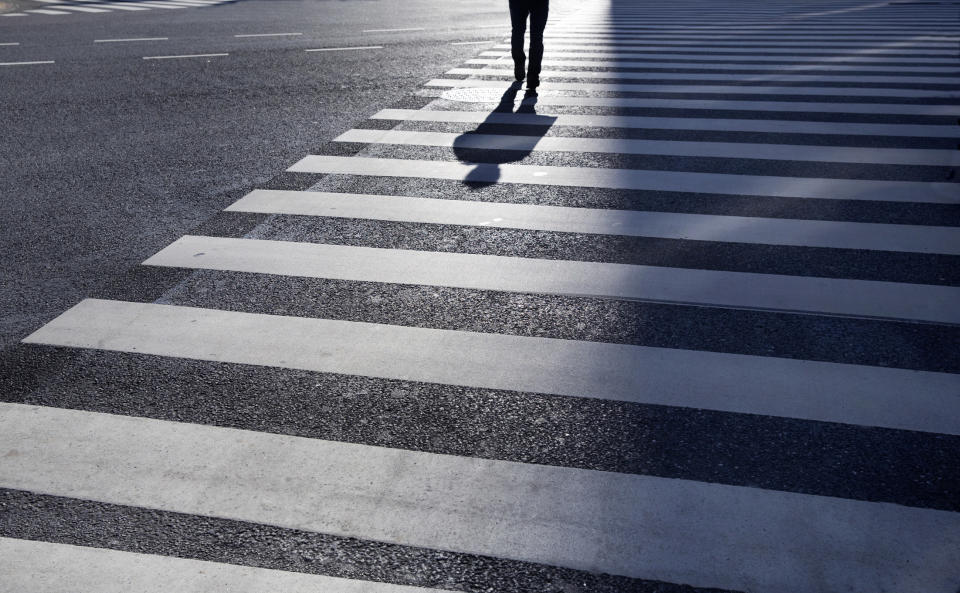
362;27;425;33
2;403;959;592
0;538;454;593
289;155;959;204
336;128;959;167
373;107;960;138
234;32;302;37
305;46;383;52
0;60;55;66
144;235;960;324
95;37;169;43
143;53;229;60
227;189;960;255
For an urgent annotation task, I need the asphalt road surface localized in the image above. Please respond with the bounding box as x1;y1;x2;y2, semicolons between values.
2;0;960;592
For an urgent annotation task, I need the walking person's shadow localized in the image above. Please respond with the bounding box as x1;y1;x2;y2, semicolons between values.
452;82;557;188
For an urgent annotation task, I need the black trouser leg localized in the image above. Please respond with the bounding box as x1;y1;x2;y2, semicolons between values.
509;2;528;79
527;0;549;85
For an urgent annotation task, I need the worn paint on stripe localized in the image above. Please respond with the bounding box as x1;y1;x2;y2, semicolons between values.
1;402;959;593
288;155;958;204
226;190;960;255
0;538;452;593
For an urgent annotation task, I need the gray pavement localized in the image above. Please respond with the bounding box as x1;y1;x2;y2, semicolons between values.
1;1;959;592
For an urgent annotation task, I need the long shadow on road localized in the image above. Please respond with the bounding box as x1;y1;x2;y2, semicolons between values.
452;82;558;188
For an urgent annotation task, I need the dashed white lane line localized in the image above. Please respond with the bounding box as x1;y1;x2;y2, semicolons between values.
95;37;169;43
0;42;20;46
53;5;111;12
142;53;228;60
305;45;383;52
25;8;70;14
234;32;303;38
362;27;425;33
0;60;55;66
1;13;28;16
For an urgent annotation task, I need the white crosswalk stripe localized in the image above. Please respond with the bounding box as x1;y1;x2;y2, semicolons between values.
227;189;960;254
372;108;960;138
16;0;234;17
335;128;957;166
428;76;960;98
289;154;957;203
3;402;960;593
5;1;960;592
21;299;960;433
0;538;453;593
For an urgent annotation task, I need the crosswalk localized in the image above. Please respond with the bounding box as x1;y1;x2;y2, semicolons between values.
2;1;959;592
5;0;235;18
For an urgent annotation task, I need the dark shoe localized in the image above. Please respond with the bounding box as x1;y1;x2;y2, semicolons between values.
526;77;539;90
514;62;525;82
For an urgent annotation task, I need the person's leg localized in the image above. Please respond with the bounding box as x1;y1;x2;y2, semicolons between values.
526;0;549;88
509;0;529;81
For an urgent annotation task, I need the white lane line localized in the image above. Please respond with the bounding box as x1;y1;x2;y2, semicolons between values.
94;37;169;43
0;42;19;46
234;32;302;37
493;42;959;56
470;56;960;73
1;13;27;16
451;40;497;45
53;4;111;12
3;405;960;593
0;538;453;593
84;3;150;10
432;90;960;117
0;60;55;66
336;128;957;167
485;50;960;64
148;235;960;324
24;8;70;14
362;27;425;33
428;77;960;99
143;53;228;60
374;107;959;138
125;2;185;8
305;45;383;52
290;155;957;204
228;190;960;255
